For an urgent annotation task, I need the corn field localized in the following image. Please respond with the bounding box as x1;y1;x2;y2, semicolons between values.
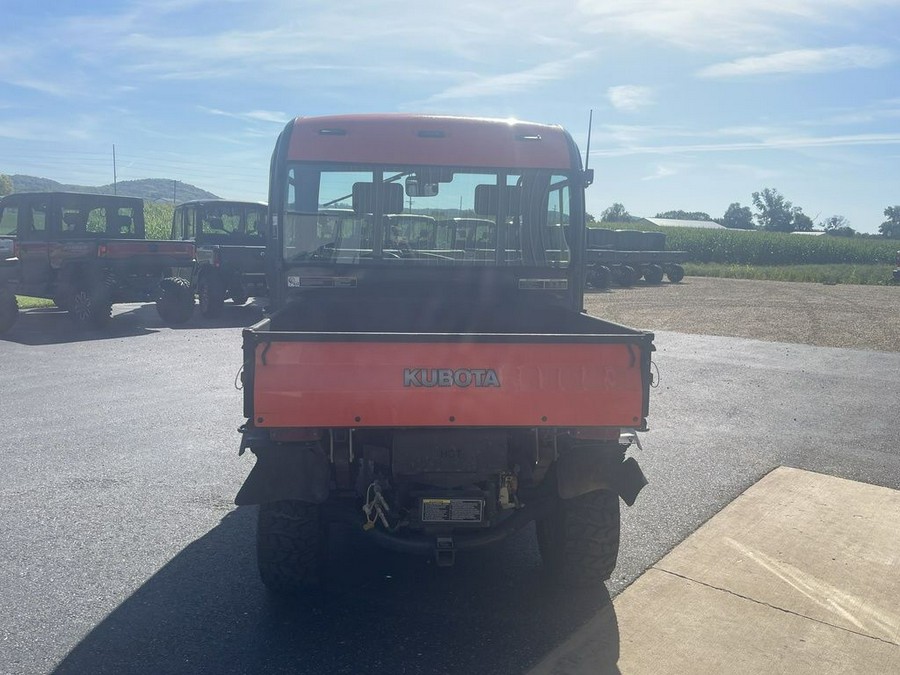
144;201;175;240
601;223;898;266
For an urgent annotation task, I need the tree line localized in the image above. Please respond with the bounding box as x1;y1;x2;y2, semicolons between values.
593;187;900;239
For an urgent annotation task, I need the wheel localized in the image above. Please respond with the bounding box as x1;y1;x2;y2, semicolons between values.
643;264;664;284
666;265;685;283
537;489;621;586
157;277;194;325
587;266;611;289
198;273;226;318
53;286;74;311
257;500;323;594
0;289;18;334
614;265;636;287
69;281;113;328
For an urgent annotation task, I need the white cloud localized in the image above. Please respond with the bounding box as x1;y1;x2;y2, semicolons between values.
698;45;895;78
607;85;654;112
427;53;595;102
591;132;900;157
641;164;680;180
199;107;289;124
575;0;896;51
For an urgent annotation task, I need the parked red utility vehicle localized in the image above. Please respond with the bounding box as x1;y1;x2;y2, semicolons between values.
237;114;655;593
0;192;195;333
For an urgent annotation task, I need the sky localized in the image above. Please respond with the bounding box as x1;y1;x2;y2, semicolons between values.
1;0;899;233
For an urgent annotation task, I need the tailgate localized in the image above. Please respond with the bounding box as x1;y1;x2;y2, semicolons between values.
103;239;195;264
246;333;652;428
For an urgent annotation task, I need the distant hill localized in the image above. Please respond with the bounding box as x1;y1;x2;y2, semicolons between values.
8;175;219;203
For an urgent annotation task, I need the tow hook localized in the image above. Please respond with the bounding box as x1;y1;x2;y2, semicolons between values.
435;536;455;567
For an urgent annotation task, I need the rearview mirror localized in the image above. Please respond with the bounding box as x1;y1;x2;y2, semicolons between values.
405;177;439;198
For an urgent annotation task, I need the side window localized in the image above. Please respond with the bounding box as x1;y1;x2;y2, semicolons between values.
105;208;135;236
27;201;49;238
0;205;19;236
543;175;571;265
87;207;108;234
548;175;570;227
184;208;196;239
173;209;184;239
246;209;263;237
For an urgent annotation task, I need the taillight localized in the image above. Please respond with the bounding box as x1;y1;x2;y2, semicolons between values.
213;246;221;267
97;243;108;257
12;241;18;258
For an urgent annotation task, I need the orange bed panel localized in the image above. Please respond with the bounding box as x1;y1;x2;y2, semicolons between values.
252;341;646;428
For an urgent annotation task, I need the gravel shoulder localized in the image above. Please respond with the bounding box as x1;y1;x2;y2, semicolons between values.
583;276;900;352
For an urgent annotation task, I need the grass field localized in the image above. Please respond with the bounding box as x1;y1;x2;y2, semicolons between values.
16;296;55;309
145;201;175;239
682;263;896;285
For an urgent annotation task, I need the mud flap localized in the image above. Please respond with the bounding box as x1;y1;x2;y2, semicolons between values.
556;447;648;506
234;444;331;506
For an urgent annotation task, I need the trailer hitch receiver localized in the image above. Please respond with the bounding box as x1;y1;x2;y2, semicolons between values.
435;536;456;567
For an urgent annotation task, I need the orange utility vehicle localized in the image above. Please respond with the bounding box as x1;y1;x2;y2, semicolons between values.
237;114;655;592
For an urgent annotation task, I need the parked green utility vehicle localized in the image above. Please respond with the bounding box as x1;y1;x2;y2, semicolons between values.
171;200;268;318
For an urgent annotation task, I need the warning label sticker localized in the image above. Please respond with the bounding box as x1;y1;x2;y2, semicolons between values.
421;499;484;523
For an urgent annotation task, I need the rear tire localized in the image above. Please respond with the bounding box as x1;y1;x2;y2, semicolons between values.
666;265;685;283
157;277;194;325
53;286;73;311
198;273;226;318
614;265;637;287
587;265;611;289
643;264;664;284
537;489;621;586
257;500;323;594
0;289;18;334
69;281;113;328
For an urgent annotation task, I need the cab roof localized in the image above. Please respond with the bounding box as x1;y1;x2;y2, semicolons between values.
285;114;578;170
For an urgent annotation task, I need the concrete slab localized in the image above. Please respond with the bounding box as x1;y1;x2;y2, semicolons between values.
658;466;900;644
529;467;900;674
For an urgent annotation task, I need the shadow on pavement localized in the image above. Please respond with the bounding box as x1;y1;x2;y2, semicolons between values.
52;508;620;675
1;300;267;344
129;301;266;330
0;307;158;345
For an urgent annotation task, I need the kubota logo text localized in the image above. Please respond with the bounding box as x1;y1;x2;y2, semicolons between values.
403;368;501;388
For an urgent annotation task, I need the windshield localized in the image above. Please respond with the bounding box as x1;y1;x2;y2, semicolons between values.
282;164;572;267
199;203;265;238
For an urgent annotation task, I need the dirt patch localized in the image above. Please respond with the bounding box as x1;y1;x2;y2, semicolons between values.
583;277;900;353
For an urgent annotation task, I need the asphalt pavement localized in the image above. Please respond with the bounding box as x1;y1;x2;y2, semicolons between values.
1;301;898;674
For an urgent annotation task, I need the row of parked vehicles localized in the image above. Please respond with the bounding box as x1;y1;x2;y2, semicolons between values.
0;192;687;335
584;228;687;288
0;193;268;333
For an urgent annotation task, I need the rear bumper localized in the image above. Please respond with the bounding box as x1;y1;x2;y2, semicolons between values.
326;499;546;556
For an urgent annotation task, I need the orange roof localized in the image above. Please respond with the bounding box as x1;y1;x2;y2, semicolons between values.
286;114;576;170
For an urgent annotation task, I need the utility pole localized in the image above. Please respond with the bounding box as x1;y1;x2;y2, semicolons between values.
112;144;117;195
173;180;177;204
